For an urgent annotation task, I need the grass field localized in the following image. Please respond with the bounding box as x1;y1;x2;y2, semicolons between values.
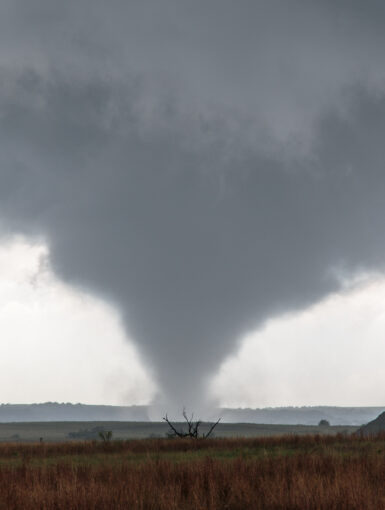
0;421;357;442
0;432;383;508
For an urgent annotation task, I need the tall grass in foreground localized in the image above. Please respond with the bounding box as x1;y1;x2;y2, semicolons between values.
0;435;384;509
0;432;370;458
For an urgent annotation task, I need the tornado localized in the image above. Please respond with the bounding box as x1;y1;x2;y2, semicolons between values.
0;0;385;413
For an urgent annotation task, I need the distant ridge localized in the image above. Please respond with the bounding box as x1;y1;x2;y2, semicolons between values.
359;411;385;436
0;404;383;425
0;403;149;422
220;406;385;426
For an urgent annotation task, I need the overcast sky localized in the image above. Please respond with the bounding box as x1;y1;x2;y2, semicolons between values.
1;1;385;411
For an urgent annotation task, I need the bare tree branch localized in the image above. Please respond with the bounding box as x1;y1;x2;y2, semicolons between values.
203;418;221;439
163;414;188;438
163;410;221;439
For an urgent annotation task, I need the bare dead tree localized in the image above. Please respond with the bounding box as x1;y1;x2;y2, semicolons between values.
163;408;221;439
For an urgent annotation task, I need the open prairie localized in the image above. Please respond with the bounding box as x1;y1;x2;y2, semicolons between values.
0;433;384;509
0;421;357;442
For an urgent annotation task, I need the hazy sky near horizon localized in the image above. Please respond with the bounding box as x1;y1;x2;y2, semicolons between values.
1;1;385;409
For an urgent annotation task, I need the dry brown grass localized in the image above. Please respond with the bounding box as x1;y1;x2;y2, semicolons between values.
0;432;368;458
0;434;383;509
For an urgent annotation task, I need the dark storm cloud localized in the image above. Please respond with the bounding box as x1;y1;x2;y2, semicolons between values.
0;0;385;409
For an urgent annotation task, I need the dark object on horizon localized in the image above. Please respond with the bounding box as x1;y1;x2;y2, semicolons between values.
98;430;113;442
163;409;221;439
318;419;330;427
359;411;385;436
